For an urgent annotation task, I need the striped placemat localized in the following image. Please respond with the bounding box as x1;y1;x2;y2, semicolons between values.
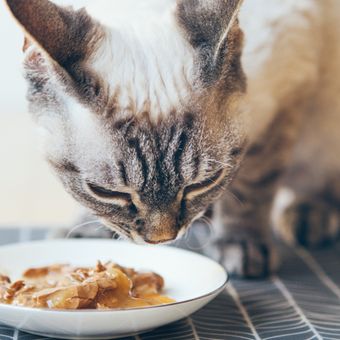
0;228;340;340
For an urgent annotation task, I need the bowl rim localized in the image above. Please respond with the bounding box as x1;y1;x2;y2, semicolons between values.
0;239;228;314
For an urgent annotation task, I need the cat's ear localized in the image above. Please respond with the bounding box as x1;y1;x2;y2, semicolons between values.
5;0;101;69
177;0;244;81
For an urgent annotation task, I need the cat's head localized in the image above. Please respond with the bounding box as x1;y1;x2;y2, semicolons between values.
7;0;246;244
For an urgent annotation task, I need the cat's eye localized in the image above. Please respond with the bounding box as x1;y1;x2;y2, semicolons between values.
86;182;131;205
184;169;225;200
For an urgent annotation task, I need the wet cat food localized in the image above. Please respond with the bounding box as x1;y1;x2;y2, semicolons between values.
0;261;174;310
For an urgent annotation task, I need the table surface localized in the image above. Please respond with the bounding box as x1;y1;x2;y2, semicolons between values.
0;228;340;340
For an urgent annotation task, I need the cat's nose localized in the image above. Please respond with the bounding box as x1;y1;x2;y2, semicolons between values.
144;212;178;244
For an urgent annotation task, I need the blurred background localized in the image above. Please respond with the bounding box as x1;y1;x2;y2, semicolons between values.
0;0;90;228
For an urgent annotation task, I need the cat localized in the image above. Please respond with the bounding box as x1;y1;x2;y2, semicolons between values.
5;0;340;278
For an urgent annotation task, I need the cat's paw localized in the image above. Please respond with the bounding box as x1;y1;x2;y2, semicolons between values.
275;198;340;248
207;237;279;278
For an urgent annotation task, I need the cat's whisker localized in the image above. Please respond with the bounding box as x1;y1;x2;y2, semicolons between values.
94;224;108;232
184;227;191;241
206;158;233;170
198;116;208;146
199;216;216;247
206;177;225;191
184;216;215;251
114;229;130;241
225;188;244;207
106;222;131;240
205;161;244;207
200;216;214;236
65;220;102;239
206;173;244;207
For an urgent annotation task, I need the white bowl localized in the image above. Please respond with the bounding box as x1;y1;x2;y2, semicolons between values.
0;240;227;339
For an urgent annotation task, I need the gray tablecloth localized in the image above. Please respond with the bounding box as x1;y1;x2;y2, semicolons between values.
0;228;340;340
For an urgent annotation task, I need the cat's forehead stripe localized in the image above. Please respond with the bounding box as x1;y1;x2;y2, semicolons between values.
111;115;202;201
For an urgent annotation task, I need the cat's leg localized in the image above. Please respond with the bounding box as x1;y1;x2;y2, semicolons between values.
207;109;302;278
274;110;340;248
273;39;340;248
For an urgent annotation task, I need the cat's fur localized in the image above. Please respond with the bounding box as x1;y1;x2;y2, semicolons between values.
6;0;340;277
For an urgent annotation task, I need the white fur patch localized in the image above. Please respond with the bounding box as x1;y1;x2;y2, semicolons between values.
86;0;196;121
34;68;112;172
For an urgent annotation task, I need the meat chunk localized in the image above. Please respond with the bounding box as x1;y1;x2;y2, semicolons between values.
132;273;164;297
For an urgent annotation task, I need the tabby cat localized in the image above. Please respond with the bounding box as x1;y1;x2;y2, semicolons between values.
6;0;340;277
